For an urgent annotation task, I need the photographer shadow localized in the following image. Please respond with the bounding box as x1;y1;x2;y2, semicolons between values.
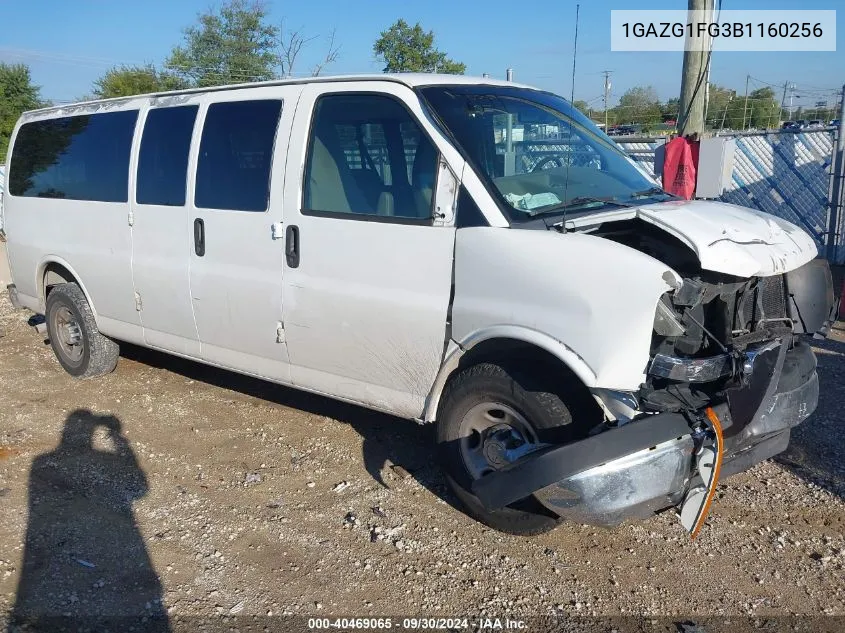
9;410;169;632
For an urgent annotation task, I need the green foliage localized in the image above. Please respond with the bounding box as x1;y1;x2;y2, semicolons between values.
572;100;591;117
661;97;680;120
614;86;662;125
746;88;780;128
373;19;465;74
165;0;280;87
93;64;188;98
704;84;734;128
0;63;44;161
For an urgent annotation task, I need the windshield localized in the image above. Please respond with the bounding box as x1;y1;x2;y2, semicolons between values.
419;85;666;222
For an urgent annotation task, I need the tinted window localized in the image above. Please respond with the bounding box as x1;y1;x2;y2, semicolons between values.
137;106;198;206
304;94;438;221
9;110;138;202
456;186;489;228
195;100;282;212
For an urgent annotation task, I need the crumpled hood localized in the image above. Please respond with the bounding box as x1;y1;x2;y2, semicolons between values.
569;199;818;277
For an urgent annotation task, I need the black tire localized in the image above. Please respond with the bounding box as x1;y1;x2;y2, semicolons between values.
45;283;119;379
436;361;595;536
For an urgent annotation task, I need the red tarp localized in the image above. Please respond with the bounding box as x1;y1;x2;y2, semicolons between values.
662;136;700;200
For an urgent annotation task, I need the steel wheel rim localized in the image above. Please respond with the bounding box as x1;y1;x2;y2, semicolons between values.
458;402;540;480
51;305;84;365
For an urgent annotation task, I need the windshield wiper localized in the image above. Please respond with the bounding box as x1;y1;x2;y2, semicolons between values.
528;196;632;216
629;187;676;200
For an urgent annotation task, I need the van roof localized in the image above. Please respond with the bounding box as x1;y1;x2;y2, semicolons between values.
24;73;535;117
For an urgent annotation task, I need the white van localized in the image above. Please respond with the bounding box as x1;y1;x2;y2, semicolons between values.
1;75;833;536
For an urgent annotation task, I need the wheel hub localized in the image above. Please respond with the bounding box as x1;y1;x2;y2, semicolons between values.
482;425;531;469
458;402;542;480
61;322;82;346
51;305;84;364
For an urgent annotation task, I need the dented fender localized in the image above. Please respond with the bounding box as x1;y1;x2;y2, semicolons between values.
422;325;599;422
448;228;681;393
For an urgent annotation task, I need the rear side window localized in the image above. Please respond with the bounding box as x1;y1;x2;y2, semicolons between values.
195;100;282;212
137;106;198;206
9;110;138;202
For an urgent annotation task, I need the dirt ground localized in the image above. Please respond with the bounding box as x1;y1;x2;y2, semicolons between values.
1;290;844;632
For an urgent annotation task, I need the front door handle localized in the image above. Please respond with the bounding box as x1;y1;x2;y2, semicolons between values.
285;225;299;268
194;218;205;257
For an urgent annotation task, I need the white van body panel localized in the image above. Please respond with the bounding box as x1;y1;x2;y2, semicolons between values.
280;81;464;418
7;196;141;337
562;199;818;277
5;100;145;339
130;95;203;357
185;85;301;383
451;228;681;392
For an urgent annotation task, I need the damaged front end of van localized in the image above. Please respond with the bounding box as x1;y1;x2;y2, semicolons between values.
450;200;834;535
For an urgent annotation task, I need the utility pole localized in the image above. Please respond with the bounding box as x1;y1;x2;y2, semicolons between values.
742;75;750;130
720;96;732;130
678;0;714;136
602;70;612;130
827;84;845;260
785;83;797;117
780;81;789;122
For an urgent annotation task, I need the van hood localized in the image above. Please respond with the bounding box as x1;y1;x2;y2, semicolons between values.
565;199;818;277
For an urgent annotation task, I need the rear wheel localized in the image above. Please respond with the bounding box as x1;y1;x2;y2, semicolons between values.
45;283;119;378
436;361;595;536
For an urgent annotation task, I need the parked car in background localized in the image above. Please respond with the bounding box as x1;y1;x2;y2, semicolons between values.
830;119;840;127
607;124;637;137
795;119;808;129
781;121;799;130
1;74;834;537
808;120;824;128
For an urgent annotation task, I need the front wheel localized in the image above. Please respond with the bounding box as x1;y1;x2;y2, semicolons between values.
436;361;595;536
45;283;119;378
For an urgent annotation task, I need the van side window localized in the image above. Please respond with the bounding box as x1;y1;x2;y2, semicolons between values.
8;110;138;202
195;100;282;212
137;106;198;206
456;186;489;228
303;94;438;221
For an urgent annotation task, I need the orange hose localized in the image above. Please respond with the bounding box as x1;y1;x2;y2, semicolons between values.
691;407;725;539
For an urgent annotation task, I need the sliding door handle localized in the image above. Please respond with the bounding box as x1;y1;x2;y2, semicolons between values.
194;218;205;256
285;225;299;268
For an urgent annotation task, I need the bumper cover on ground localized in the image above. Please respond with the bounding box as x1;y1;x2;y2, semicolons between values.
470;341;819;527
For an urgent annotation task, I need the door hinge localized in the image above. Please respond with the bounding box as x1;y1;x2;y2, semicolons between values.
275;321;285;343
128;211;134;227
134;292;142;312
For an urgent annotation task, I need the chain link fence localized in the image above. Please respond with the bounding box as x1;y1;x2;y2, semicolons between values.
618;130;842;263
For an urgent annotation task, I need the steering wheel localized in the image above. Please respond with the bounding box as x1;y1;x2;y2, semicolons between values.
532;156;565;172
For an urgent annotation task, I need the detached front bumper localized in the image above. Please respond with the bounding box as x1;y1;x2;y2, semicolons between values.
471;341;818;527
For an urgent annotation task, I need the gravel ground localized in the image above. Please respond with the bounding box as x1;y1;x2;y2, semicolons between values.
1;290;844;632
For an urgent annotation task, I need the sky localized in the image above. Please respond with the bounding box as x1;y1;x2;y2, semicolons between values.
1;0;843;111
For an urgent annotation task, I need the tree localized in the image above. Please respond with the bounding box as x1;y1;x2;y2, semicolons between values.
0;63;44;161
93;64;188;98
748;88;780;129
165;0;280;87
278;24;340;77
704;84;735;128
572;100;591;117
373;19;465;74
615;86;662;125
661;97;680;121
